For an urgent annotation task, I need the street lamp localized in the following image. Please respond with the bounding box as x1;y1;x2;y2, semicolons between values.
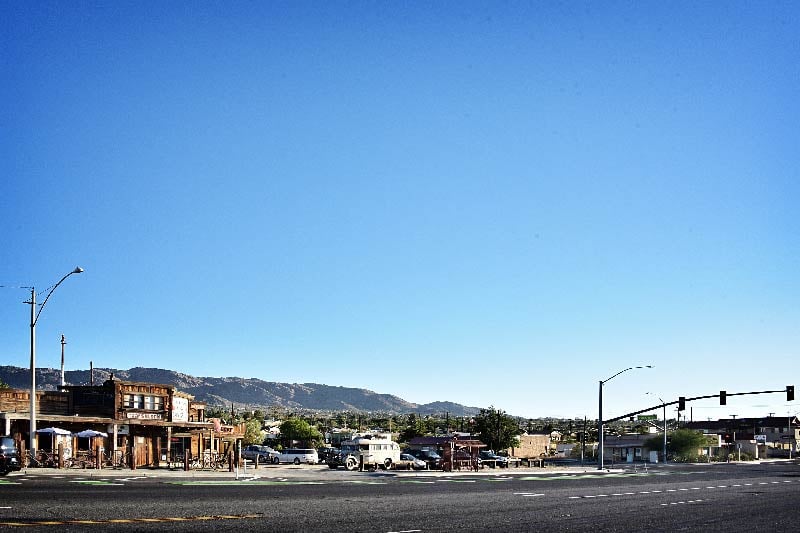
598;365;653;470
25;266;83;457
647;392;668;464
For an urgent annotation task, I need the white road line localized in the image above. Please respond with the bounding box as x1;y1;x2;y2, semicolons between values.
521;494;545;497
660;499;704;507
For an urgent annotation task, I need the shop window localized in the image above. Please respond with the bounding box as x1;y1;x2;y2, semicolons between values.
123;394;163;410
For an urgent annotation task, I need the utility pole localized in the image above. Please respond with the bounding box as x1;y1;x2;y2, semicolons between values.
60;334;66;388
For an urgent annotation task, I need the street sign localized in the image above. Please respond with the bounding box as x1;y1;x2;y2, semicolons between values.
637;415;657;421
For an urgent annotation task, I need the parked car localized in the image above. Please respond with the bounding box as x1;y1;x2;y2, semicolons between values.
0;436;21;476
317;447;339;464
404;448;443;470
242;445;279;464
276;448;319;465
400;453;427;470
479;450;509;468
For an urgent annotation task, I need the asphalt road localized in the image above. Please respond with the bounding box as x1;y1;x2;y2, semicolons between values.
1;461;798;531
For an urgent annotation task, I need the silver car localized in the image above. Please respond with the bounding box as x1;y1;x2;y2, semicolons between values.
400;453;427;470
242;445;279;463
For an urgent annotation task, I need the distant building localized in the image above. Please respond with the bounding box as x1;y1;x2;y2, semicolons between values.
684;416;799;459
507;433;550;458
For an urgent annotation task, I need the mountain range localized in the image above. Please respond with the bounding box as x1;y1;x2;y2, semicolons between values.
0;365;481;417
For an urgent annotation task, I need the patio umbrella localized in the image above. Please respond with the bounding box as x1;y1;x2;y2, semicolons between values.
36;427;71;452
73;430;108;438
36;427;71;435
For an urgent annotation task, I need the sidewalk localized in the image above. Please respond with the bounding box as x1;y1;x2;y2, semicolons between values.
10;462;619;480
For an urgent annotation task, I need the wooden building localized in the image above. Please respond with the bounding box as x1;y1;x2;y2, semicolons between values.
0;376;244;468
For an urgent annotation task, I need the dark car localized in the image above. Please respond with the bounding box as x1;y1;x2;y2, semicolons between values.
0;436;21;475
479;450;508;468
405;448;443;470
317;447;339;464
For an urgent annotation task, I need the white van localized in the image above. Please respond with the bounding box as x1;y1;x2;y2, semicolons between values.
276;448;319;465
329;434;401;471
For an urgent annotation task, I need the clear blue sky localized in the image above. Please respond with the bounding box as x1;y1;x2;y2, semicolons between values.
1;1;797;421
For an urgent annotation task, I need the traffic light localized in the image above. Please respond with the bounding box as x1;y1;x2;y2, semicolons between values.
788;385;795;402
678;396;686;411
720;390;726;405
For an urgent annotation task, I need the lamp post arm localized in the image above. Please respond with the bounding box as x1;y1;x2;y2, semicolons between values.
33;267;83;326
602;367;634;384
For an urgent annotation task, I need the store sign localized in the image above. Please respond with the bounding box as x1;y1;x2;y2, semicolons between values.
126;412;162;420
172;397;189;422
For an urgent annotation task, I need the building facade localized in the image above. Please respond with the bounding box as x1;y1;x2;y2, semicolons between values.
0;376;244;468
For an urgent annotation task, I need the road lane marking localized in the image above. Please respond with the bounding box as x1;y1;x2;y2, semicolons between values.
566;479;797;502
0;514;264;528
660;499;704;506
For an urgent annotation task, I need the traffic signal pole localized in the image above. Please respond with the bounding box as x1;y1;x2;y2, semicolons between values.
604;387;794;425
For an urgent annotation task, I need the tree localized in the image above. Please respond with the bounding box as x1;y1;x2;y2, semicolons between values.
399;417;425;443
0;378;9;390
279;417;323;448
645;429;707;460
473;406;521;451
243;418;263;445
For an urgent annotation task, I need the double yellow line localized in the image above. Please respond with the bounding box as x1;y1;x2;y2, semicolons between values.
0;513;263;527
